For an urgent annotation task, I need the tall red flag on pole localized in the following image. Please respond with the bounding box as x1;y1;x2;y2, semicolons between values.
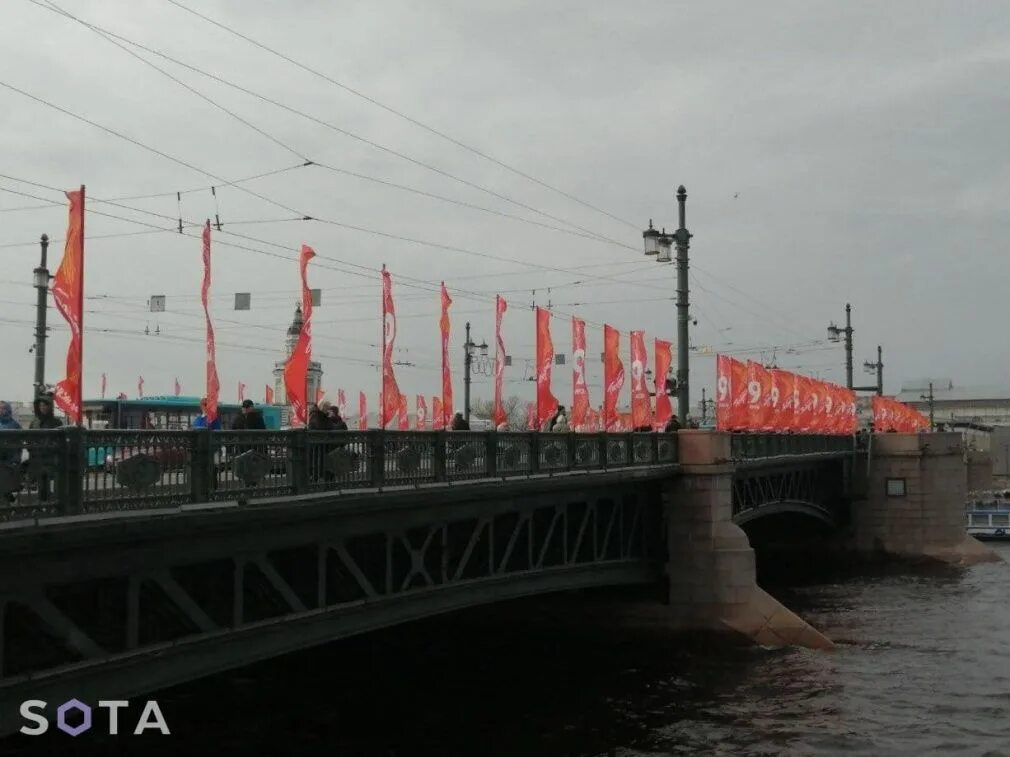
358;391;368;431
493;295;508;428
630;331;651;429
200;221;220;424
238;382;246;402
381;266;401;428
265;385;274;405
398;394;409;430
52;186;85;424
654;339;673;430
337;389;346;418
603;325;624;431
433;396;444;430
283;245;316;426
535;307;559;429
174;378;181;397
100;372;107;400
138;376;144;398
440;282;453;427
571;317;590;431
526;401;537;431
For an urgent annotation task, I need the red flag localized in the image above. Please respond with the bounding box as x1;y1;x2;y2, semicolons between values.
771;369;797;432
358;391;368;431
762;368;781;432
337;388;346;417
493;295;508;428
526;401;537;431
265;384;274;405
535;307;559;429
315;387;325;405
603;324;624;431
238;382;246;402
745;361;773;430
796;375;818;432
100;372;107;400
440;282;453;427
433;396;444;430
381;267;402;428
138;375;145;398
655;339;673;430
52;187;85;424
398;394;409;430
571;317;590;430
630;331;651;430
201;222;220;424
716;354;738;431
416;395;428;430
174;378;182;397
837;386;857;435
284;245;316;426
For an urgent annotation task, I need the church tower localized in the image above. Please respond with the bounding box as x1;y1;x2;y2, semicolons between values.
273;303;323;408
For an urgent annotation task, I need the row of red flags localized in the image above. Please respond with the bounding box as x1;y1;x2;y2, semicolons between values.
716;355;929;434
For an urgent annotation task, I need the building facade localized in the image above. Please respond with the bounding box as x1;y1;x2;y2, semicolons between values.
895;379;1010;427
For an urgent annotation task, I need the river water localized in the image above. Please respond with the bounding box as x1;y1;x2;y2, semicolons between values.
6;544;1010;756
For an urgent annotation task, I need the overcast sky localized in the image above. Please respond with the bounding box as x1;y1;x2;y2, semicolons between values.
1;0;1007;412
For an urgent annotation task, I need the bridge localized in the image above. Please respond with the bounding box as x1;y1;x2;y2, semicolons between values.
0;427;987;732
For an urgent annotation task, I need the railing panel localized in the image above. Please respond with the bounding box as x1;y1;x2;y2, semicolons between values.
306;431;371;492
446;431;489;482
0;430;63;521
497;433;533;478
730;432;855;460
209;431;294;500
539;434;570;471
81;430;194;511
382;431;437;486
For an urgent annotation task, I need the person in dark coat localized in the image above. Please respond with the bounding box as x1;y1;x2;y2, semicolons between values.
308;403;333;431
231;400;266;430
450;412;470;431
663;415;681;433
0;402;21;503
330;410;348;431
29;395;60;502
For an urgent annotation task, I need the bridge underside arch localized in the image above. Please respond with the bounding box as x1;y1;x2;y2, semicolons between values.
731;460;848;530
733;499;837;528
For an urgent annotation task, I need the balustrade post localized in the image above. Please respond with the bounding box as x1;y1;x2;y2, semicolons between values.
485;431;497;478
289;429;309;494
59;426;84;515
190;429;212;503
369;430;386;488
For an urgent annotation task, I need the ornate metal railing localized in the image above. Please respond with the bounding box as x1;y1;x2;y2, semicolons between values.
729;432;855;460
0;429;678;520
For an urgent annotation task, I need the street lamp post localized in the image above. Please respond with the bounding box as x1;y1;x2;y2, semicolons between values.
462;321;488;422
642;185;692;424
826;303;854;389
861;345;884;396
33;234;50;398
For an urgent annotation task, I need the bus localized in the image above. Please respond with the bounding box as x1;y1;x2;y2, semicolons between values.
81;397;283;469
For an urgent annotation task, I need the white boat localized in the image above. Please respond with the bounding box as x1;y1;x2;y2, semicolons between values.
965;490;1010;540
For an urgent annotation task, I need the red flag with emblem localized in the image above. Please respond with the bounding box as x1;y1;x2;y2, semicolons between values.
433;396;444;430
630;331;651;429
416;395;428;430
440;282;453;426
654;339;673;430
494;295;508;428
571;317;590;430
200;221;220;424
603;324;624;431
381;267;401;428
536;307;559;429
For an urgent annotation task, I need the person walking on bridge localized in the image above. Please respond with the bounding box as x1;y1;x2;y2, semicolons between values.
0;402;21;504
28;395;60;502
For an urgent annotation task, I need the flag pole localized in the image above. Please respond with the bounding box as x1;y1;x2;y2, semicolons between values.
77;184;85;426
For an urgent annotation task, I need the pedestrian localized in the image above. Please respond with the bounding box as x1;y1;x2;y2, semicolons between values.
29;395;60;502
231;400;267;430
330;408;349;431
309;402;333;431
663;415;681;433
451;412;470;431
0;402;21;503
193;398;221;430
551;412;570;432
547;406;567;431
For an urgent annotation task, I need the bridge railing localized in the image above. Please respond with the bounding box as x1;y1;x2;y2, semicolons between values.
0;429;679;520
729;432;855;460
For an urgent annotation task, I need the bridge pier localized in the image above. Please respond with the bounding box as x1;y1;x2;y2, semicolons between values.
665;431;833;650
851;432;998;565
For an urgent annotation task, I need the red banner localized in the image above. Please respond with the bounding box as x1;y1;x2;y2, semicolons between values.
603;324;624;431
630;331;651;430
52;187;85;424
535;307;558;429
440;282;453;427
283;244;316;426
358;391;368;431
398;394;409;430
381;267;401;428
265;385;274;405
762;367;781;431
337;389;346;417
526;401;537;431
433;396;444;430
100;372;107;400
745;361;770;430
873;396;928;432
771;369;797;432
238;382;246;402
571;317;590;430
174;378;181;397
654;339;673;430
494;295;508;428
200;222;220;424
138;376;144;398
416;395;428;430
